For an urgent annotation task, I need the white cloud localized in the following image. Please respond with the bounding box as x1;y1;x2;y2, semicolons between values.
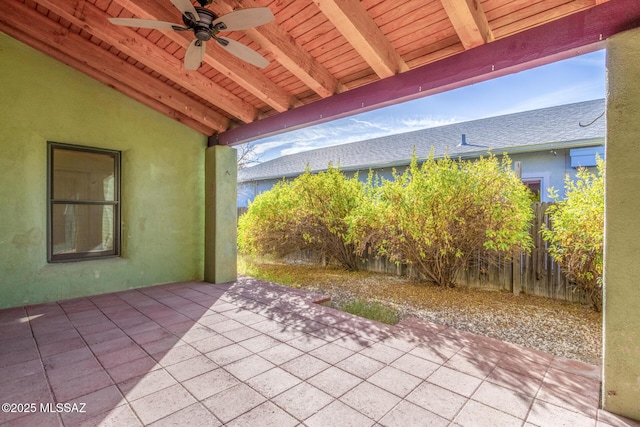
245;140;289;156
348;117;394;132
399;116;458;130
278;130;384;157
255;113;462;160
245;108;512;162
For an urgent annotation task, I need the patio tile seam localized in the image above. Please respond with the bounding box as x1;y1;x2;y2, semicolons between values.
179;367;307;425
50;289;227;410
279;324;473;422
2;280;607;427
73;330;182;410
362;377;426;421
150;402;224;427
101;289;259;367
126;371;227;425
37;301;113;406
526;398;600;425
412;384;463;422
109;330;241;423
118;283;217;316
92;292;161;333
248;285;501;413
310;371;365;400
445;339;518;389
520;356;557;424
467;380;537;422
5;309;64;427
430;374;485;422
246;384;337;424
532;372;602;418
136;296;331;423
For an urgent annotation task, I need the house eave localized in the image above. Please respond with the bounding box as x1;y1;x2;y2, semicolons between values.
237;137;605;184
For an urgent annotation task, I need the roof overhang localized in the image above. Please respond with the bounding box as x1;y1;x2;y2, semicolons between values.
237;137;606;183
214;0;640;147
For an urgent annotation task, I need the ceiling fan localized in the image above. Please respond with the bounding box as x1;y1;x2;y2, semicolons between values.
108;0;273;70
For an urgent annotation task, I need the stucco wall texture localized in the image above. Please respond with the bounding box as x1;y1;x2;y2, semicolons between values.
603;27;640;420
0;33;207;309
205;146;237;284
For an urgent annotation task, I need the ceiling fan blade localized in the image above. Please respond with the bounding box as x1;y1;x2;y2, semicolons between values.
169;0;199;21
215;37;269;69
212;7;274;32
108;17;184;30
184;39;206;70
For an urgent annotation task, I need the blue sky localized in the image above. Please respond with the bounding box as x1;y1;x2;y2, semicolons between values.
242;50;606;163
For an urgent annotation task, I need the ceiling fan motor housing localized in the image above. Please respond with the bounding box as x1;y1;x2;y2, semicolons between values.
185;8;218;41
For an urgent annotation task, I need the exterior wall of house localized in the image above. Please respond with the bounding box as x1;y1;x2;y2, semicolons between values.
0;34;206;309
237;147;598;207
603;27;640;420
238;179;279;208
509;149;574;201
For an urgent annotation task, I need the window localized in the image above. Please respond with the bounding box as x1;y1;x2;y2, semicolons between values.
48;142;121;262
522;179;541;202
521;172;550;202
570;146;605;168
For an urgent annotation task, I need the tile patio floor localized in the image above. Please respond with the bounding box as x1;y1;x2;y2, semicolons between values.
0;276;637;426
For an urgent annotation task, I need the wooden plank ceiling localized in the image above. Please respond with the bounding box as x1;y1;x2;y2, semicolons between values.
0;0;625;144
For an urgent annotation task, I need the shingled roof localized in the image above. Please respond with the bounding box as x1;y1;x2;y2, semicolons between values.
239;99;605;183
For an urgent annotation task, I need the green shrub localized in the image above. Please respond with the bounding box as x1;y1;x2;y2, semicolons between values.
238;179;302;258
238;165;363;270
351;152;533;287
542;159;604;311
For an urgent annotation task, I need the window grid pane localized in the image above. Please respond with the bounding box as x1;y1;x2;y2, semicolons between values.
48;143;120;262
52;149;117;202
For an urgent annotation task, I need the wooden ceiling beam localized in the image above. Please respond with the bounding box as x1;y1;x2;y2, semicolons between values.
215;0;344;99
440;0;494;49
213;0;640;146
30;0;257;123
312;0;409;79
0;1;226;134
112;0;297;113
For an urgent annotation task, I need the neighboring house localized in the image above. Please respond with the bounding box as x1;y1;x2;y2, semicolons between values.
238;99;605;207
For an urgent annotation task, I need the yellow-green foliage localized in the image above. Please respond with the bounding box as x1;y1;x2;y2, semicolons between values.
542;159;604;311
351;152;534;287
238;165;363;270
238;179;301;257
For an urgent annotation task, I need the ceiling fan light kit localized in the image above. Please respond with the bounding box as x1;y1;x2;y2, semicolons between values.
108;1;274;70
185;8;217;41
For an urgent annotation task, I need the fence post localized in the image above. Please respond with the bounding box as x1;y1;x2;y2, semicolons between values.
513;253;522;296
512;161;523;296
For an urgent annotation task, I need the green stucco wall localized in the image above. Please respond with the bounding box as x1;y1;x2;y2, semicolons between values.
204;146;237;284
0;33;206;309
603;27;640;420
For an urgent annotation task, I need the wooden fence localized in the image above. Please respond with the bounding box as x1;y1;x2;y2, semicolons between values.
280;202;588;304
450;202;587;303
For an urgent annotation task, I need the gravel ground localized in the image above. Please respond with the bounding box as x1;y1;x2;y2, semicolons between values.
311;281;602;366
390;298;600;365
241;259;602;365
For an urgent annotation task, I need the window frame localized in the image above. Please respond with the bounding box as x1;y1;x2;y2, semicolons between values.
522;178;542;202
47;142;121;263
521;172;550;202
